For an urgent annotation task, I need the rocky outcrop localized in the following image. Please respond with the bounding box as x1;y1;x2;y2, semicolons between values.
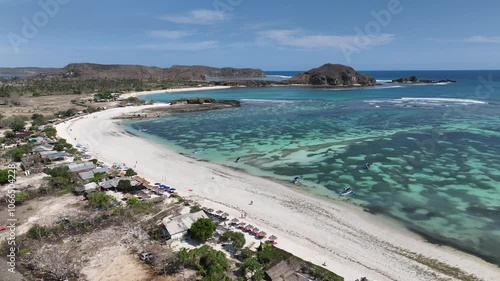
286;63;376;87
213;80;276;87
390;76;456;84
170;97;240;107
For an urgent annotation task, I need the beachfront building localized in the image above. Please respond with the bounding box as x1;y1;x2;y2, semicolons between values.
78;165;110;181
67;162;96;173
161;211;209;240
39;150;67;162
265;258;312;281
101;176;141;190
75;182;98;194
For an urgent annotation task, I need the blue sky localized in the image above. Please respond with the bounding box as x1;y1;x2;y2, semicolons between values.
1;0;499;70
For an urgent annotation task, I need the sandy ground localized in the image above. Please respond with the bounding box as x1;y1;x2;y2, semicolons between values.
120;86;232;99
56;105;500;281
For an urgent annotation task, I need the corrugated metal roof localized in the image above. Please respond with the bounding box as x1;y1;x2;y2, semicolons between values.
163;211;209;237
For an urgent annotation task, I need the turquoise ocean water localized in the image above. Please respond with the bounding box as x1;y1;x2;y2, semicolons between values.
129;71;500;265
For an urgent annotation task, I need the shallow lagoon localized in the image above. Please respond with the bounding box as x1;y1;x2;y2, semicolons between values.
131;71;500;264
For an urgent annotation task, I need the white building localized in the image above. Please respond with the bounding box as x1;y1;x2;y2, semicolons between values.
161;211;209;240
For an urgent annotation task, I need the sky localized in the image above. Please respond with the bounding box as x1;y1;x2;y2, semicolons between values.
1;0;500;70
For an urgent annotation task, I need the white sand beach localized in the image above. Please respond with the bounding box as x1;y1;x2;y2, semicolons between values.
56;105;500;281
120;86;232;99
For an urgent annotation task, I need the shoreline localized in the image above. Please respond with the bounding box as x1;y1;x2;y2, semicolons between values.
56;104;500;281
119;85;232;99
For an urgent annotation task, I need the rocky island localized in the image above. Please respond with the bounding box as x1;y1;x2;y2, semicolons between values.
285;63;377;87
389;76;456;84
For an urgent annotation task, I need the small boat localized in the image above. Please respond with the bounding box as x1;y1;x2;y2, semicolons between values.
291;176;302;184
339;187;355;197
139;128;148;132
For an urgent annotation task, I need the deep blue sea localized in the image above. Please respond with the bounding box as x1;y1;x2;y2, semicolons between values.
130;70;500;265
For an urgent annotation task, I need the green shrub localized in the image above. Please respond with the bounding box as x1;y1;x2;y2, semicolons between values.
190;205;201;213
27;224;50;240
127;197;141;207
87;192;116;209
189;218;216;242
15;192;28;204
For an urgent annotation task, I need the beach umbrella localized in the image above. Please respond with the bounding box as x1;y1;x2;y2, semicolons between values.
168;188;176;191
215;210;223;214
258;231;267;237
202;207;208;211
231;218;239;223
207;208;214;213
154;183;161;186
268;235;277;241
252;228;260;234
222;212;229;218
246;225;254;231
238;222;246;227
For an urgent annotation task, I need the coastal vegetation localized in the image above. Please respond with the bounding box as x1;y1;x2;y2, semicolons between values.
189;218;217;242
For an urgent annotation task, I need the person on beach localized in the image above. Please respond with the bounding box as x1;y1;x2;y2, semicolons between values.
250;200;253;205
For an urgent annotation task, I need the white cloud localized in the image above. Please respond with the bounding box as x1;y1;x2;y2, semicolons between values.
148;30;193;39
465;36;500;44
256;29;395;49
160;9;225;25
138;40;218;51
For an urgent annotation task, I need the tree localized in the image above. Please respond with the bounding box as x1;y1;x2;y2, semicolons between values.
117;179;132;192
0;169;9;184
221;231;245;249
189;218;216;242
240;258;264;281
9;115;26;132
7;144;32;162
31;113;47;126
89;172;107;183
44;127;57;138
4;130;15;138
87;192;116;209
125;168;137;176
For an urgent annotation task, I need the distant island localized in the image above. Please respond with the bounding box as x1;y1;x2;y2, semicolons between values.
285;63;377;87
389;76;456;84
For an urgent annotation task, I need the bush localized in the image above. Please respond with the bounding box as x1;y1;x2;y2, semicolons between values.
90;172;107;183
257;243;292;268
15;192;28;204
127;197;141;207
4;130;15;138
0;169;9;184
125;168;137;176
31;113;47;126
87;192;116;209
240;258;264;281
190;205;202;213
27;224;50;240
221;231;246;249
43;127;57;138
117;179;132;191
189;218;216;242
6;144;32;162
